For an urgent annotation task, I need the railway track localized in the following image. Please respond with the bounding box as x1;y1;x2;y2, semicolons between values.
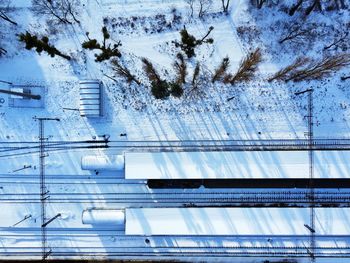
2;138;350;158
2;191;350;206
108;138;350;151
1;231;349;259
0;139;108;158
2;246;350;258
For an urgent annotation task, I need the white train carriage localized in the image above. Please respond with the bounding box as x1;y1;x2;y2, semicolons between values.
82;209;125;230
81;151;350;179
124;151;350;179
81;155;124;171
82;207;350;236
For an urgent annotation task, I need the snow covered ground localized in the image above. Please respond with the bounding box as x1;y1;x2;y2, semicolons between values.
0;0;350;262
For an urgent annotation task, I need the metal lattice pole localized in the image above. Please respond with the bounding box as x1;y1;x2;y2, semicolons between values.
39;119;48;261
308;91;315;262
35;117;60;261
295;89;315;262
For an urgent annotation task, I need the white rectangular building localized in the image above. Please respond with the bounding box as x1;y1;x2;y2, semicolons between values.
125;151;350;179
125;208;350;236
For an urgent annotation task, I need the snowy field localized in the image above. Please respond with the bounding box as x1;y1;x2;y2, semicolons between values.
1;0;350;262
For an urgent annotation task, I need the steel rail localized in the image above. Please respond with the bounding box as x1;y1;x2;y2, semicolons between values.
1;250;350;258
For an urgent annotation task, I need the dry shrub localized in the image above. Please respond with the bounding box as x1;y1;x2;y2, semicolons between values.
111;59;141;85
187;62;203;98
141;57;161;83
212;56;230;83
288;54;350;81
226;48;262;84
268;57;309;82
173;53;187;84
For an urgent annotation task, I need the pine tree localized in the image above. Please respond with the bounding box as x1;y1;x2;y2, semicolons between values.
151;80;170;99
18;31;71;60
173;26;214;58
31;0;80;25
142;57;184;99
170;82;184;98
82;27;122;62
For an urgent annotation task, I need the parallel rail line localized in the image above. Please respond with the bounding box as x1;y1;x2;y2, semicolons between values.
2;138;350;158
2;191;350;205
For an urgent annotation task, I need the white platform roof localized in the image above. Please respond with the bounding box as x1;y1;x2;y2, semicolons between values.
125;208;350;236
124;151;350;179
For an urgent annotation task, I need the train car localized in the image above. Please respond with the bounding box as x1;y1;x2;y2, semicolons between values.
82;209;125;230
82;207;350;236
81;151;350;188
124;151;350;179
81;155;124;171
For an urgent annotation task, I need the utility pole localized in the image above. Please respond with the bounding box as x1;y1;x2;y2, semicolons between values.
34;117;60;262
295;89;315;262
307;91;315;262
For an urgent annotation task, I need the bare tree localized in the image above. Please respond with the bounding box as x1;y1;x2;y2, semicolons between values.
111;59;141;85
221;0;230;13
0;45;6;56
0;10;16;25
0;0;17;25
31;0;80;25
198;0;212;18
252;0;279;9
185;0;213;19
289;0;304;16
278;23;311;44
304;0;322;16
251;0;267;9
289;0;334;16
331;0;347;9
324;32;349;50
185;0;195;17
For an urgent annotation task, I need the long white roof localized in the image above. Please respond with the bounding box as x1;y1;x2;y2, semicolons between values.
125;208;350;236
125;151;350;179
